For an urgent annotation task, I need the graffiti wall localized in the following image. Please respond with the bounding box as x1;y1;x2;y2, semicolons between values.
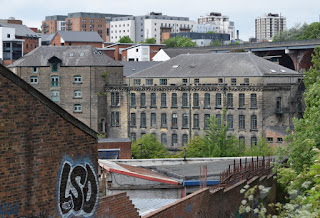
58;156;99;217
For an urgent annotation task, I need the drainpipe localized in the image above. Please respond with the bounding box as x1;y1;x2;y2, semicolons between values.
188;77;192;139
127;78;131;138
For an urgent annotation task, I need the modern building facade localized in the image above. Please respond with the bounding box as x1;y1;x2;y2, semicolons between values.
41;15;67;34
9;45;123;132
169;32;230;46
255;13;286;42
198;12;236;40
110;12;195;44
0;26;23;65
106;53;304;151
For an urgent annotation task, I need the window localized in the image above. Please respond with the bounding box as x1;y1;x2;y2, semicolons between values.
237;93;245;109
194;78;200;83
151;93;156;107
276;97;282;113
100;119;105;133
7;34;10;38
171;93;177;108
172;113;178;128
30;76;38;84
74;75;82;83
216;93;222;108
227;114;233;130
131;133;137;141
161;133;167;146
193;93;199;107
251;136;257;146
51;90;60;102
51;76;59;87
32;67;38;73
204;93;210;108
130;93;136;107
231;78;236;85
277;137;283;143
216;114;221;126
133;79;141;85
161;113;167;128
204;114;210;129
244;78;249;85
182;113;188;128
239;115;245;130
130;113;136;127
74;90;82;98
182;78;188;84
52;63;58;72
74;104;82;113
193;114;199;128
251;115;257;130
111;92;120;106
160;79;167;85
161;93;166;107
146;79;153;85
182;134;188;146
251;94;257;108
218;78;223;84
267;137;274;143
172;134;178;146
239;136;245;145
140;93;146;107
140;112;146;128
151;113;157;128
182;93;188;107
227;93;233;108
111;112;120;127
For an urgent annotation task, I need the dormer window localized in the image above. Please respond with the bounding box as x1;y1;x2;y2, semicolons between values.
52;63;58;72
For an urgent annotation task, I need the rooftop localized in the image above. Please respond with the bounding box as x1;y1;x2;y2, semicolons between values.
8;45;122;67
128;53;300;78
0;23;40;37
119;61;161;77
57;31;104;42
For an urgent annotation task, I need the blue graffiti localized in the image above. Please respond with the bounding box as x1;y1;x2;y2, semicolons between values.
0;202;19;217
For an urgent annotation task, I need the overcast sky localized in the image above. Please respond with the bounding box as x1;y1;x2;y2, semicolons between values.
1;0;320;40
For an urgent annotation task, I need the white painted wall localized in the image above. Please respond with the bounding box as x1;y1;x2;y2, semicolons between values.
0;27;16;60
57;21;66;31
127;45;150;61
110;20;135;43
152;49;170;62
192;24;216;33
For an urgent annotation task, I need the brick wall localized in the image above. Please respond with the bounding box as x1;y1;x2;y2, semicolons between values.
145;175;276;218
96;192;140;218
16;36;39;54
0;65;99;217
264;128;288;147
98;141;132;159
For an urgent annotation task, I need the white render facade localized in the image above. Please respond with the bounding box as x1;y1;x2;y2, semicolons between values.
191;24;217;33
255;13;286;42
126;45;150;61
197;12;235;40
0;27;24;61
110;13;196;44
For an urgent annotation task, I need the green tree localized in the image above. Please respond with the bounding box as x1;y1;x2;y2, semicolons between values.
210;39;222;46
131;134;168;159
207;31;215;34
272;23;309;42
164;36;196;48
143;38;156;44
118;36;134;43
244;136;276;156
298;22;320;40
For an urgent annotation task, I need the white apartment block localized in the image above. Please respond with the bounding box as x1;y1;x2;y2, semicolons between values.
198;12;235;40
110;12;195;44
255;13;286;42
125;45;150;61
191;24;217;33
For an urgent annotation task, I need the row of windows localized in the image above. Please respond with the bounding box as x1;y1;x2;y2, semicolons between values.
131;133;259;147
267;137;283;143
50;90;82;102
129;92;259;109
30;75;82;85
130;112;258;130
132;78;250;86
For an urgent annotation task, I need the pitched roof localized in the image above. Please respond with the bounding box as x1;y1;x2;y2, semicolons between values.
162;48;211;58
57;31;104;42
0;23;40;37
8;45;122;67
119;61;161;77
0;64;97;138
128;53;300;78
41;34;55;43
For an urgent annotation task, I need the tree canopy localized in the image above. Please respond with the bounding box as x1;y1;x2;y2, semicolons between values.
164;36;196;48
131;134;168;159
118;36;134;43
143;38;156;44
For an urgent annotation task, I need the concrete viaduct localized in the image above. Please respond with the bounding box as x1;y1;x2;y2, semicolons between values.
206;39;320;72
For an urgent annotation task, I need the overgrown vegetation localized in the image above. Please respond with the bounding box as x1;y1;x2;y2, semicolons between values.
164;36;196;48
118;36;134;43
273;22;320;42
142;38;156;44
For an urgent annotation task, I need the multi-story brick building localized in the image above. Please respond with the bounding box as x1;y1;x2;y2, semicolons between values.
106;53;304;151
50;31;104;48
110;12;195;44
9;45;123;132
42;12;130;42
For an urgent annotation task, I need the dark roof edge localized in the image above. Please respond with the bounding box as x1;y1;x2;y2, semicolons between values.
0;64;97;139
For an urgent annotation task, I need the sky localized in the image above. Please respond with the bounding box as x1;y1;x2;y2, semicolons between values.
1;0;320;41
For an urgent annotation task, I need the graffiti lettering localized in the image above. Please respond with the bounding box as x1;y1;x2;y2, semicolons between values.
58;160;98;217
0;201;19;217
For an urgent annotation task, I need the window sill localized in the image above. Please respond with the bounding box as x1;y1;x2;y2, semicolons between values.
73;82;83;84
182;127;189;129
250;129;258;132
150;106;157;109
193;127;200;130
181;106;189;109
238;107;246;110
111;105;120;108
203;107;211;109
227;107;234;110
192;106;200;109
238;129;246;131
73;97;82;99
130;106;136;109
140;126;147;129
140;106;147;109
160;106;167;109
250;108;258;110
73;111;82;113
171;106;178;109
215;107;222;109
130;126;137;128
171;127;178;129
160;126;168;129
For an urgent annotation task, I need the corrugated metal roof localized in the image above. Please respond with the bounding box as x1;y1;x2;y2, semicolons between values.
131;198;178;216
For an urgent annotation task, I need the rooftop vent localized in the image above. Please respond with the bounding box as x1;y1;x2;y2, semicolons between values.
270;69;276;73
172;65;179;69
280;69;286;73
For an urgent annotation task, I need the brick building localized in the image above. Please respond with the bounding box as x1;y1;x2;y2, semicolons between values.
98;138;132;159
106;53;304;151
50;31;104;48
41;15;68;34
0;64;140;217
9;45;123;132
